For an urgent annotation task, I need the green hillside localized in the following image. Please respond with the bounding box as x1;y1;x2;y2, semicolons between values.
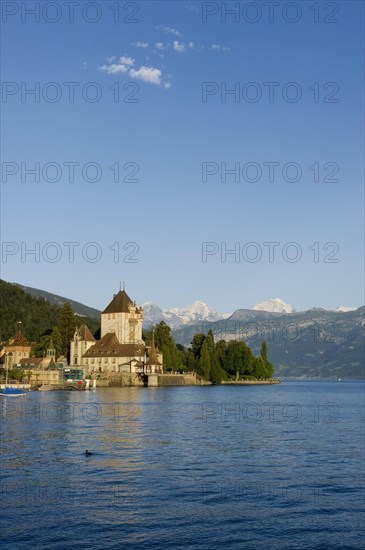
0;280;100;342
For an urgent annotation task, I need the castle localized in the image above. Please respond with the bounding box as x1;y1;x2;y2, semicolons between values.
70;290;163;376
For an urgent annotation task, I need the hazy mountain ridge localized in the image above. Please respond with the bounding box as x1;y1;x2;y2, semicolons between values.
171;307;365;380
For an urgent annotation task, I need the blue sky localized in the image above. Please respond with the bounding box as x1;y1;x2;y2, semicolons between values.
1;0;364;313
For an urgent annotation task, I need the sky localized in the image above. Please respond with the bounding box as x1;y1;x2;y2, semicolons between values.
1;0;364;313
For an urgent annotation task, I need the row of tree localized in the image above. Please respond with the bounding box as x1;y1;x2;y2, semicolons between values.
144;322;274;383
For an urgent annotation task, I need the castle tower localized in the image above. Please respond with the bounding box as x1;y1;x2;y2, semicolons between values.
46;339;56;361
101;290;144;344
70;324;95;366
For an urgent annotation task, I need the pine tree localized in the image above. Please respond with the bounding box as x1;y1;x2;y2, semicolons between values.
58;303;76;359
50;326;63;358
154;321;180;370
210;355;224;384
260;340;268;361
199;340;211;380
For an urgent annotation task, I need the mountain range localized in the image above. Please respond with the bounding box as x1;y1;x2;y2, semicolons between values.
4;281;363;379
12;284;356;326
171;306;365;380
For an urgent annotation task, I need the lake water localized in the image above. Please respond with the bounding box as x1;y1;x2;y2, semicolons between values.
1;381;364;549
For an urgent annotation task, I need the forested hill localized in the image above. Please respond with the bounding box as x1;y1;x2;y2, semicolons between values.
14;282;100;319
0;280;99;342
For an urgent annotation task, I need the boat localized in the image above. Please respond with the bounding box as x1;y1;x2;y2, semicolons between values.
0;363;26;397
0;387;26;397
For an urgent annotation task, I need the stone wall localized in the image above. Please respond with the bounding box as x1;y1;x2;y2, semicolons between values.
96;373;145;387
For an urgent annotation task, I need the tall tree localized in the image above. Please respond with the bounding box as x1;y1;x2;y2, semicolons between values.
50;326;63;357
260;340;268;361
58;303;76;358
190;333;206;360
253;356;267;380
154;321;180;370
198;340;211;380
210;354;225;384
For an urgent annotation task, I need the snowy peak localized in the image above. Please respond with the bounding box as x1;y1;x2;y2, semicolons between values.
142;302;184;330
251;298;295;314
142;301;230;328
335;306;356;313
165;300;230;325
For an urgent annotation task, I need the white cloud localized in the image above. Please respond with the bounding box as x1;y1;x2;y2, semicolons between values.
155;42;164;50
99;55;135;75
131;41;149;48
173;41;186;53
120;56;135;66
98;54;171;88
99;63;129;74
129;66;162;86
157;25;181;36
211;44;230;52
188;42;194;49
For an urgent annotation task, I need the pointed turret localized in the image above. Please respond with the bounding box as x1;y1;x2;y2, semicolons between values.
102;290;133;314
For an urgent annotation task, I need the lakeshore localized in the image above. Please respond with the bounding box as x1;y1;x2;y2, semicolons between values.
1;374;281;391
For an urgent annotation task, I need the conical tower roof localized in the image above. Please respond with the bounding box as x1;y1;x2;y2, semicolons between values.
102;290;133;314
146;341;162;366
77;324;95;341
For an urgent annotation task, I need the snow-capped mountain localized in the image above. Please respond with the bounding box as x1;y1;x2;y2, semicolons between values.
143;300;230;329
165;300;230;325
143;298;358;329
251;298;295;314
142;302;184;330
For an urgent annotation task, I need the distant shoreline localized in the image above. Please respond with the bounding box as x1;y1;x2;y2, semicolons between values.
221;379;281;385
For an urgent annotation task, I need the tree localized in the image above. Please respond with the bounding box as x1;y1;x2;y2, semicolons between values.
198;340;211;380
253;356;267;380
260;340;268;361
215;340;227;370
188;351;196;371
210;354;225;384
206;330;215;355
58;303;77;359
154;321;180;370
259;339;274;379
50;326;63;357
190;333;206;360
223;340;254;379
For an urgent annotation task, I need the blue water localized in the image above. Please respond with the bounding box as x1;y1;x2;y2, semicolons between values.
1;381;364;549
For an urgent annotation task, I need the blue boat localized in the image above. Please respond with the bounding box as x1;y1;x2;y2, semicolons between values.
0;387;26;397
0;364;26;397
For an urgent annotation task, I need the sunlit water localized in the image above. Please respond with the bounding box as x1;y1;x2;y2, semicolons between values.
1;381;364;549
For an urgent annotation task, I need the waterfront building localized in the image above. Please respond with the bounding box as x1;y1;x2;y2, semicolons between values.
70;290;163;376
